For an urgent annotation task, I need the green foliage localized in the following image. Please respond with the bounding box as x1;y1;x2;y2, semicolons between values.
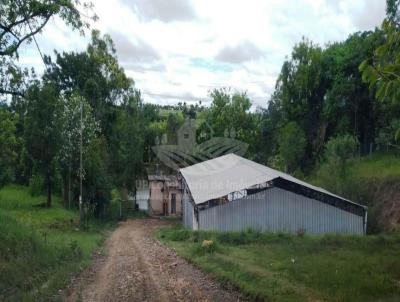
24;83;63;207
0;185;113;301
109;93;145;193
359;1;400;139
43;31;142;204
324;135;359;165
166;111;184;144
360;21;400;104
278;122;306;172
310;153;400;232
44;30;133;136
159;228;400;302
386;0;400;25
58;92;99;206
314;135;359;195
83;137;112;216
0;108;18;186
271;39;327;158
267;31;389;171
205;88;260;157
0;0;95;98
0;0;94;57
28;173;44;197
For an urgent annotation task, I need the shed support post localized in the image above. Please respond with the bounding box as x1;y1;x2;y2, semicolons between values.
364;209;368;235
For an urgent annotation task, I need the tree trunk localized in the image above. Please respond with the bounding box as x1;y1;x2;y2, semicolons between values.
46;170;52;207
63;172;69;206
68;167;71;210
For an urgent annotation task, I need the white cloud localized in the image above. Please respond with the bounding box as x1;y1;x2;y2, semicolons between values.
16;0;386;108
215;41;264;64
121;0;197;22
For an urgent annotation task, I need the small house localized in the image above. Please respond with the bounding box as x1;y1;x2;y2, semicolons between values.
148;175;182;216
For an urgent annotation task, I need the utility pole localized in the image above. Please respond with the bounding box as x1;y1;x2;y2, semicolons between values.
79;96;84;228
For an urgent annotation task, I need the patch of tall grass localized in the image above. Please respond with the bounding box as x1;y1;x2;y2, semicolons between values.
157;228;400;302
0;185;114;301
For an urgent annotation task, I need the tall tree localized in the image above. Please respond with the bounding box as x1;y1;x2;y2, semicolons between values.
58;92;99;206
44;30;133;137
109;92;144;200
269;39;328;163
277;121;306;173
206;88;258;156
166;112;184;145
24;82;62;207
0;107;18;186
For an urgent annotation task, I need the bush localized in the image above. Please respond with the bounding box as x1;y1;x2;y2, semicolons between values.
314;135;360;194
28;174;44;197
324;135;359;165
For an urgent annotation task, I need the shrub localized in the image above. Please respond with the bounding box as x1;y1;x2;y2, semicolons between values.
29;174;44;197
315;135;359;194
324;134;359;166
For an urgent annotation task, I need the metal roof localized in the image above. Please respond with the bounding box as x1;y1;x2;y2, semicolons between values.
180;153;365;209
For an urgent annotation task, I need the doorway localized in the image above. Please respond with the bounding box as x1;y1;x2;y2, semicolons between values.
171;193;176;214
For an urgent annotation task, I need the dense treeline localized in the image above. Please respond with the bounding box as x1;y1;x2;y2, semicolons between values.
258;30;399;173
0;0;399;218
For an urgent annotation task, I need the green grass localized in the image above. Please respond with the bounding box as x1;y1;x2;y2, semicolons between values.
157;228;400;302
0;185;115;301
349;153;400;181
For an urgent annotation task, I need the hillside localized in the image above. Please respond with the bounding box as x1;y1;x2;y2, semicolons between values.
0;185;114;301
310;153;400;233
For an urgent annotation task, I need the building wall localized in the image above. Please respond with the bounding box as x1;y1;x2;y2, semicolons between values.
168;188;182;215
194;187;365;235
183;185;195;229
136;188;149;211
149;181;164;214
149;181;182;216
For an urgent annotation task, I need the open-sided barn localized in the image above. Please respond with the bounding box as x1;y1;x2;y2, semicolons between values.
180;153;367;235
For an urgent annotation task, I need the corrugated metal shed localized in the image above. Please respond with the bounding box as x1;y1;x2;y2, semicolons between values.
180;153;360;206
198;187;364;235
180;154;367;235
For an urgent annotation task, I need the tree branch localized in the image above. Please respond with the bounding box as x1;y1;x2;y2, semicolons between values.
0;88;25;97
0;14;51;56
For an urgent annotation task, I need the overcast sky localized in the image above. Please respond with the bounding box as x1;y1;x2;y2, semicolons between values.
19;0;386;108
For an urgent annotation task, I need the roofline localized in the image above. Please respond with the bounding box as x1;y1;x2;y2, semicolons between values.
191;177;366;217
180;153;367;216
272;177;367;217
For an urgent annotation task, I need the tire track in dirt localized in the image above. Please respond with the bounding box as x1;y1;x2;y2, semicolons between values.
62;219;243;302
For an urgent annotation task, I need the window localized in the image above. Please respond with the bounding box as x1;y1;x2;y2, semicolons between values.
184;133;189;139
171;193;176;214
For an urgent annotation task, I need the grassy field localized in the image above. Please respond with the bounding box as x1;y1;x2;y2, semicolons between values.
157;228;400;302
0;185;115;301
349;153;400;181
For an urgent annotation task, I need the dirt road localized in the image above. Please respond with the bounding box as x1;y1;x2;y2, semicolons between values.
62;219;243;302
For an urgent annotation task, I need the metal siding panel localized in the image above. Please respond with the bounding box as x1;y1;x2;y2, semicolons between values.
183;197;194;229
197;187;364;235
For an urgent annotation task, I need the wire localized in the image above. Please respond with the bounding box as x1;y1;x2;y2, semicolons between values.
16;0;46;67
